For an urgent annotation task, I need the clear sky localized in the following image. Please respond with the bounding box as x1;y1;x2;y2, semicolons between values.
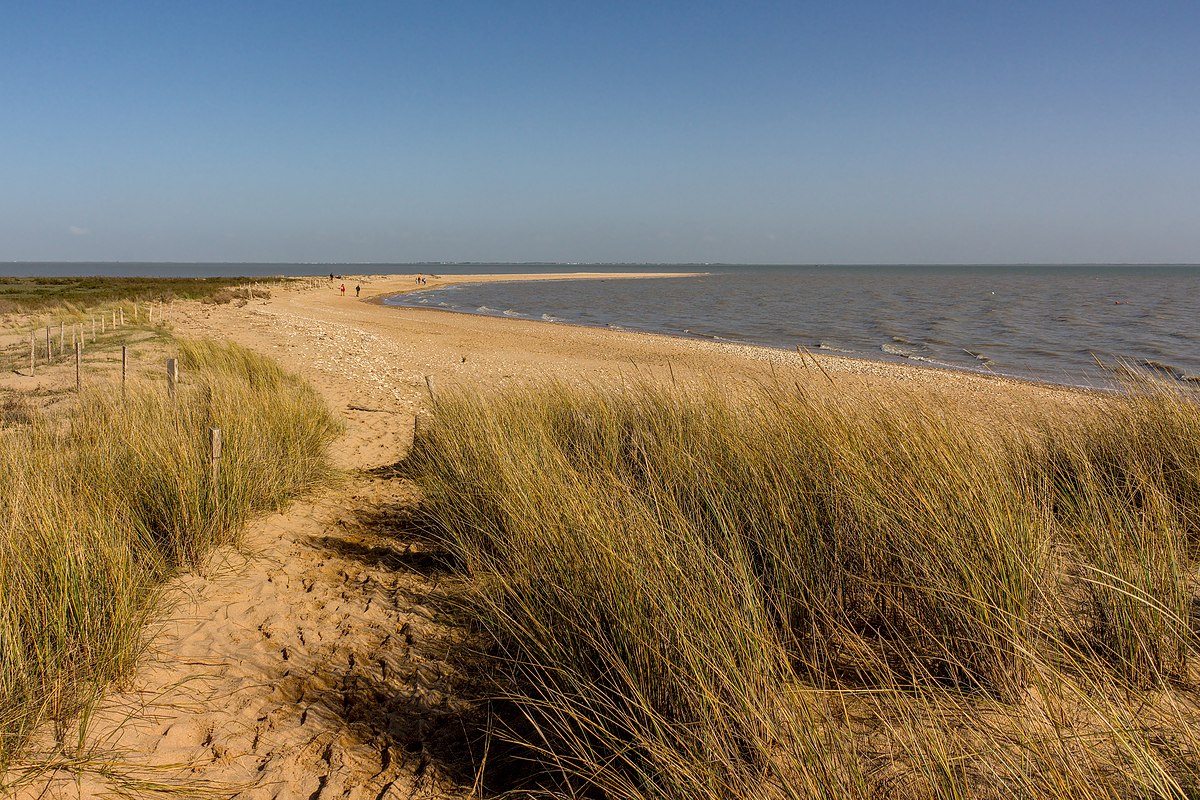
2;1;1198;264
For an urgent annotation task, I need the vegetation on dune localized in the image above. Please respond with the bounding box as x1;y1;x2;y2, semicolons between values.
407;378;1200;799
0;276;283;315
0;339;340;771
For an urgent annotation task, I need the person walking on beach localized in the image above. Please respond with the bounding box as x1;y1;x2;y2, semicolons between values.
355;285;360;297
340;283;346;296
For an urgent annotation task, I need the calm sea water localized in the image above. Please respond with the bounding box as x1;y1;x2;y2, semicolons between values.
383;264;1200;388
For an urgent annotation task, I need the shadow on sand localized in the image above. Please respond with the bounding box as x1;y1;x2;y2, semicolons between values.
300;471;546;796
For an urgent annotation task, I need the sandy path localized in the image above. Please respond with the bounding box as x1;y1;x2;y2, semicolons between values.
9;273;1090;798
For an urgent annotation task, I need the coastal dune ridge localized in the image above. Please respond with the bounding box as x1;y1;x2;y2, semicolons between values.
3;269;1199;798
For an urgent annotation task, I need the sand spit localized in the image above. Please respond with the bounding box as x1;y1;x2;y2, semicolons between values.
8;272;1088;798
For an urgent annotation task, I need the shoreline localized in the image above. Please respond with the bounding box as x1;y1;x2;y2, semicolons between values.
338;271;1110;399
355;269;707;304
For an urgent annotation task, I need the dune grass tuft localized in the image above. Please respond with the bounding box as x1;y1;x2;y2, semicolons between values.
408;377;1200;799
0;339;340;770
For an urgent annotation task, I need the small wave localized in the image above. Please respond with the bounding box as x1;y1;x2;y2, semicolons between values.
1138;359;1181;376
817;341;854;353
880;343;948;367
418;298;429;304
541;313;560;322
476;305;494;312
684;329;727;341
502;309;523;317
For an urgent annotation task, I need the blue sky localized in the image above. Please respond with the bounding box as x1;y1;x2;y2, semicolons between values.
2;1;1198;264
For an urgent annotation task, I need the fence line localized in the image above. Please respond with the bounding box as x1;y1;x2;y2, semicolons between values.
7;301;174;377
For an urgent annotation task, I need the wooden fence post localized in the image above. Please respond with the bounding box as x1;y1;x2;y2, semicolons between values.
75;341;81;391
45;326;51;362
120;307;125;327
166;357;178;400
148;304;154;325
59;322;64;357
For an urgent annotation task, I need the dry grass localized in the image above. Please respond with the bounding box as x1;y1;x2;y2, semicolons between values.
0;276;282;315
202;286;271;305
407;377;1200;798
0;339;340;771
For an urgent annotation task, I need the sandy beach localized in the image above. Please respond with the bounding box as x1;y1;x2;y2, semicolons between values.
9;272;1091;799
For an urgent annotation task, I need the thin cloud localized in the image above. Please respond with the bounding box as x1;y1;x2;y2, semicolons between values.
69;226;91;236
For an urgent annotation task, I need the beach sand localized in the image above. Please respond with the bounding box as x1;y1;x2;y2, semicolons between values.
8;272;1090;798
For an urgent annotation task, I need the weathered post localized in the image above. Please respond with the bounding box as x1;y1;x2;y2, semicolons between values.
122;346;128;399
59;322;64;357
111;309;116;328
209;427;222;503
167;357;178;400
120;308;125;327
46;326;52;362
148;304;153;325
75;341;81;391
91;317;96;342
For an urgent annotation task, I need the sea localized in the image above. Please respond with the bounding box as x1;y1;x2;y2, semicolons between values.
382;264;1200;390
8;262;1198;389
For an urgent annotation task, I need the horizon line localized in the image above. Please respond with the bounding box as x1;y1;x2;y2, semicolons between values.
4;260;1200;268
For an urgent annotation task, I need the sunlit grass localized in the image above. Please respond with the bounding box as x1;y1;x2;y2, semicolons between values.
408;377;1200;798
0;339;340;771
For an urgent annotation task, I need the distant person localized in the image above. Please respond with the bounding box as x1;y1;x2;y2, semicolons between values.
355;285;361;297
329;272;334;281
340;283;346;296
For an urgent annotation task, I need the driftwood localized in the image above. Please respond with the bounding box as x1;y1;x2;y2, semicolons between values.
347;404;400;414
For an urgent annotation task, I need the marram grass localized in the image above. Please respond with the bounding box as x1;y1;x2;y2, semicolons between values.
408;378;1200;799
0;339;340;770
